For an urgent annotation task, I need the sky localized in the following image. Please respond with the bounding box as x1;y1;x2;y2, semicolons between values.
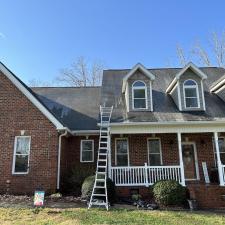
0;0;225;84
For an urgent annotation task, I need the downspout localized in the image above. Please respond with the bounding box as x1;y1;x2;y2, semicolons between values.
57;130;68;190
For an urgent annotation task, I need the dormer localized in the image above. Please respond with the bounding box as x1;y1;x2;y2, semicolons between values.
166;62;207;111
122;63;155;112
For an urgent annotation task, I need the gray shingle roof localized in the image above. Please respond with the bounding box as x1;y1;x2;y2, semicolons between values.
31;66;225;131
101;67;225;123
32;87;101;130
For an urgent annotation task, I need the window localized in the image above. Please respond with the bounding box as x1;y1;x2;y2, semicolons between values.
183;79;200;108
132;81;147;109
147;138;162;166
80;140;94;162
213;137;225;166
115;138;129;166
12;136;31;174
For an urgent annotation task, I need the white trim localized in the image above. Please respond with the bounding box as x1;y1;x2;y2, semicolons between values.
132;80;148;110
147;137;162;166
183;79;200;109
115;138;129;166
72;130;99;135
201;80;206;110
122;63;155;93
169;82;178;95
80;139;94;163
12;136;31;175
210;75;225;92
166;62;207;93
0;63;64;129
181;141;200;181
150;81;153;111
212;136;225;167
177;133;185;186
214;84;225;94
177;81;182;110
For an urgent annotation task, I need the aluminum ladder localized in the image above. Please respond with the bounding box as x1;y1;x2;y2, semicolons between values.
88;106;113;210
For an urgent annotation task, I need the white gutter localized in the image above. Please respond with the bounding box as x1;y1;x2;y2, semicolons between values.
72;130;100;135
104;120;225;126
57;130;68;190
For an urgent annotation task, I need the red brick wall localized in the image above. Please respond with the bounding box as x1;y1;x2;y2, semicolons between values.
111;134;179;166
60;135;99;182
0;71;59;194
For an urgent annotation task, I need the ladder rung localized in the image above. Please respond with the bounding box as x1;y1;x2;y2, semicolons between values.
95;186;106;188
96;179;105;182
96;171;106;174
100;142;108;144
93;194;106;197
98;159;107;161
99;153;107;156
98;166;107;168
90;202;108;206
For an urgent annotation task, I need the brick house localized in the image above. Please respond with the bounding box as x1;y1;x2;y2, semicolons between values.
1;61;225;208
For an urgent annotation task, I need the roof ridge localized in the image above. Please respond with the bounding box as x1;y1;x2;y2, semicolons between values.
31;86;102;89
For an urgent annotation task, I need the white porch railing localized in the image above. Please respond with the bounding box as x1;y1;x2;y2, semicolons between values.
110;164;182;186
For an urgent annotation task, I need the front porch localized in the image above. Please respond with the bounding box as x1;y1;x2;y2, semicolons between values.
108;132;225;187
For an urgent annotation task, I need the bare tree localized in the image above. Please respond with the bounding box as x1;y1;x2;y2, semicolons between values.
57;56;103;87
175;31;225;68
28;78;53;87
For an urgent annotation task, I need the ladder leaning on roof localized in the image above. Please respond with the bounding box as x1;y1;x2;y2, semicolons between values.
88;105;113;210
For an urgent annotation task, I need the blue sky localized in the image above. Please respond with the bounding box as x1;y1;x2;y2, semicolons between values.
0;0;225;84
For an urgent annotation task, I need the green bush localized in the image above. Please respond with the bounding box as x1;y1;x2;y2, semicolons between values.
60;165;94;195
81;175;116;204
152;180;187;206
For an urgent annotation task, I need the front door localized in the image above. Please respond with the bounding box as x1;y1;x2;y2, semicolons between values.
182;142;199;180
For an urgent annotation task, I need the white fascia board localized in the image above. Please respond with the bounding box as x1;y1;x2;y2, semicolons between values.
0;63;64;129
72;130;100;135
211;78;225;93
122;63;155;93
110;122;225;134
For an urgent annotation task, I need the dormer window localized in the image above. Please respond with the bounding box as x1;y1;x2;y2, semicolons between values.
132;81;147;109
183;79;200;109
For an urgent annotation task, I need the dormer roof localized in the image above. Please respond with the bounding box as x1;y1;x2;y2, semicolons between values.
122;63;155;93
166;62;208;93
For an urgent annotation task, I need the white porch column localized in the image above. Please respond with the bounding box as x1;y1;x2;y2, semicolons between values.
177;132;185;186
214;132;224;186
108;131;112;179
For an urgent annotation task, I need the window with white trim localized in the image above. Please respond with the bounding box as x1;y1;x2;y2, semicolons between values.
183;79;200;108
12;136;31;174
132;81;147;109
115;138;129;166
80;140;94;162
213;137;225;166
147;138;162;166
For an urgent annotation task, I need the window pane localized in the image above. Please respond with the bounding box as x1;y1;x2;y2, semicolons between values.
15;155;28;173
16;137;30;154
82;141;93;151
149;154;161;166
148;139;160;153
133;81;145;87
185;97;198;108
185;88;197;97
82;151;93;162
218;138;225;153
116;140;128;154
117;155;128;166
134;99;146;108
134;89;145;98
184;80;197;86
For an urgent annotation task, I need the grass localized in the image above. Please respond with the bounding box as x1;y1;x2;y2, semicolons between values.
0;207;225;225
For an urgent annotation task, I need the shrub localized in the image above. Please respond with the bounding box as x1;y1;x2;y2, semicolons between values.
152;180;187;206
60;165;94;195
81;175;116;204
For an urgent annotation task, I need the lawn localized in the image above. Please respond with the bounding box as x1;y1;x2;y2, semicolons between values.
0;207;225;225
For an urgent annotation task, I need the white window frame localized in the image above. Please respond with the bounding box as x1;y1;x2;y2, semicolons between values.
115;138;129;166
212;136;225;167
80;140;94;163
132;80;148;110
147;137;163;166
12;136;31;175
183;79;200;109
